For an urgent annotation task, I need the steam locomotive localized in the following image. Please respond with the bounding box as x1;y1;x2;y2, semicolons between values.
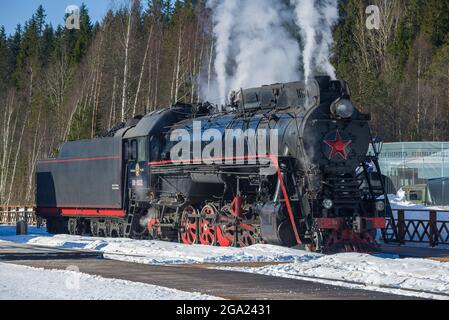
36;76;389;253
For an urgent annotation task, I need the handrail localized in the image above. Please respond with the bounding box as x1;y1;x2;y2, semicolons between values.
390;208;449;213
0;206;38;226
384;209;449;247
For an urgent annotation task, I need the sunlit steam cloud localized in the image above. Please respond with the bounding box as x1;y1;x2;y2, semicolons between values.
205;0;339;104
209;0;239;105
228;1;300;95
206;0;300;104
291;0;339;80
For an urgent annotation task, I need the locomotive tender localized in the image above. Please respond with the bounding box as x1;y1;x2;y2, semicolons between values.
36;76;389;253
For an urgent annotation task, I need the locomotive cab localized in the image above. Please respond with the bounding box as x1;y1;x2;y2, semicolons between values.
123;136;150;202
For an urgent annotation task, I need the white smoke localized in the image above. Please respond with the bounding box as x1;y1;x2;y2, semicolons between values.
228;1;300;94
291;0;339;80
209;0;239;104
205;0;339;104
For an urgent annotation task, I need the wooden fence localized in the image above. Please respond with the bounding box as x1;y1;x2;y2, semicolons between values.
384;209;449;247
0;206;38;226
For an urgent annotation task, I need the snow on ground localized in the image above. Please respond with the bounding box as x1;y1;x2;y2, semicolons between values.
30;234;317;265
2;226;449;299
218;253;449;300
0;226;316;264
383;190;449;249
0;262;218;300
388;190;449;220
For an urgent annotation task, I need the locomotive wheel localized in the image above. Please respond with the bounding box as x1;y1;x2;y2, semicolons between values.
199;205;218;246
68;219;77;235
239;224;258;247
90;220;99;237
218;206;258;248
215;206;233;247
180;206;198;245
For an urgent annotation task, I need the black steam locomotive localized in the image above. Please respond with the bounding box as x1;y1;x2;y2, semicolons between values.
36;76;389;253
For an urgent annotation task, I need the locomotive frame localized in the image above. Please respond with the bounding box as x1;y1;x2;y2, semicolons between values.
36;76;390;253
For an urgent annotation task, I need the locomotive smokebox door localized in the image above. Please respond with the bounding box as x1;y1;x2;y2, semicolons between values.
125;137;150;202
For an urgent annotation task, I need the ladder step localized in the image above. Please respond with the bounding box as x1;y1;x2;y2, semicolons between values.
334;183;361;187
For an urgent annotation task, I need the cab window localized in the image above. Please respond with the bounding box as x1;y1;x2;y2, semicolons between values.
124;141;130;160
130;140;138;161
138;138;147;162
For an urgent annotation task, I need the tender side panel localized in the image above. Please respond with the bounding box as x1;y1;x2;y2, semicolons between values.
36;137;123;216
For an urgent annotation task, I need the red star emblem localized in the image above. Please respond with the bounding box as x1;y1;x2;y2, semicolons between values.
324;131;352;160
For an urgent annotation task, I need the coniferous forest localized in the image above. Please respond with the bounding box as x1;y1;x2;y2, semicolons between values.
0;0;449;204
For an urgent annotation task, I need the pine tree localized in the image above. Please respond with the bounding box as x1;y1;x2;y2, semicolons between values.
34;5;46;36
8;25;21;63
421;0;449;46
0;26;9;92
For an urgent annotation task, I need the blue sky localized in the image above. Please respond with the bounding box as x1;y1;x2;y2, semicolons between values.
0;1;117;35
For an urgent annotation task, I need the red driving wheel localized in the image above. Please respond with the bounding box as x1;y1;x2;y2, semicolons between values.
238;223;258;247
180;206;198;244
218;206;257;248
215;206;235;247
199;205;218;246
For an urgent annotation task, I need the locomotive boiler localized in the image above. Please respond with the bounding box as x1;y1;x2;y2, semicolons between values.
36;76;389;253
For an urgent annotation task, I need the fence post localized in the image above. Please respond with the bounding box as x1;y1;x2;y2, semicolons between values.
398;210;405;245
32;207;37;226
430;211;438;247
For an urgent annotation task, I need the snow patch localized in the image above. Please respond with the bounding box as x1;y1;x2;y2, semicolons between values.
219;253;449;300
0;262;219;300
387;190;449;220
25;234;319;265
2;226;449;298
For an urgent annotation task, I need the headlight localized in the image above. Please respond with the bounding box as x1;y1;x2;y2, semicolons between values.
331;99;355;119
376;201;386;212
323;199;334;210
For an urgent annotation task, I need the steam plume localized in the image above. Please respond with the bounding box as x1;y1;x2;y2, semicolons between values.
209;0;239;104
228;1;300;94
205;0;339;104
291;0;339;80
